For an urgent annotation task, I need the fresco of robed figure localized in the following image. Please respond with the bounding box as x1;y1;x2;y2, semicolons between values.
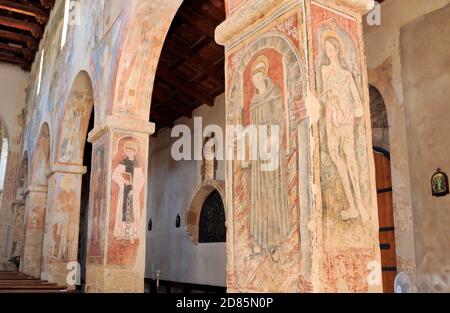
112;140;145;242
243;54;290;262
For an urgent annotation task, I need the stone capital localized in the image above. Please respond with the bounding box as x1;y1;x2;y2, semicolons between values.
87;115;155;144
216;0;284;45
47;162;87;177
24;184;48;196
318;0;375;14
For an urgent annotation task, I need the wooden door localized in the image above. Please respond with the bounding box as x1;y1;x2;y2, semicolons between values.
373;149;397;293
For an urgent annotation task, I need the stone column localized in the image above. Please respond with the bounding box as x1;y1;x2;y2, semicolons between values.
8;201;25;257
85;116;154;292
21;184;48;277
41;163;86;287
216;0;382;292
0;149;19;268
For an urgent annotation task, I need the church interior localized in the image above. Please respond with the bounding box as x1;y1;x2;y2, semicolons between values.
0;0;449;293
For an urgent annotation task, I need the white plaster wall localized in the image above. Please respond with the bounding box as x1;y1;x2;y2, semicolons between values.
0;63;29;151
146;94;227;287
364;0;450;291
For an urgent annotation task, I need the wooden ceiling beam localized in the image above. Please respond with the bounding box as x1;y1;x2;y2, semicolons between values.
164;37;224;83
177;5;217;38
0;52;29;70
0;42;32;60
0;29;37;50
0;15;44;38
157;65;215;106
0;0;49;24
153;87;193;118
40;0;55;10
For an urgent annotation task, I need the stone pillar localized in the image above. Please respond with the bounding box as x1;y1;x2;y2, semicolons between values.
8;201;25;257
21;185;48;277
0;149;19;268
41;163;86;287
85;116;153;292
217;0;382;292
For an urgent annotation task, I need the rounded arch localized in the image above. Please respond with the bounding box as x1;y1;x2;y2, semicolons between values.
31;123;51;186
56;70;94;165
369;84;389;152
111;0;183;119
186;180;225;244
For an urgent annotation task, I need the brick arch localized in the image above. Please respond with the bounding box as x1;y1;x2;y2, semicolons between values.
186;180;226;244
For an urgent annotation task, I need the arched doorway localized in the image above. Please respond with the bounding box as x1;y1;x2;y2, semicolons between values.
370;84;397;293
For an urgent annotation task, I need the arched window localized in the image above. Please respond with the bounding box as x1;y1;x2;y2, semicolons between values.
199;190;226;243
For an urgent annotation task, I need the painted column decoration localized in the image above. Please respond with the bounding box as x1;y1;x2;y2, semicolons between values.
41;164;86;286
218;0;382;292
21;185;47;277
86;117;153;292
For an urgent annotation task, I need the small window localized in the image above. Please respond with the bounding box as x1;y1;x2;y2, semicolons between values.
199;190;226;243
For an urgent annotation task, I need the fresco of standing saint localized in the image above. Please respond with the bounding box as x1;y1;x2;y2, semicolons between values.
245;54;290;262
112;140;145;241
318;30;367;222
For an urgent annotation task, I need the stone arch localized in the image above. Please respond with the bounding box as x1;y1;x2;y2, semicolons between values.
369;84;389;151
56;71;94;165
111;0;183;119
368;59;417;281
186;180;225;244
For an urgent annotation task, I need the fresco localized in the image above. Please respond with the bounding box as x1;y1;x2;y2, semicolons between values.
311;2;377;292
87;139;107;264
58;91;93;164
226;7;309;292
107;134;146;265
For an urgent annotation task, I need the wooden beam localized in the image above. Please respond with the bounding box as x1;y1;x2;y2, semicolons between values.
0;16;44;38
153;87;193;118
40;0;55;10
164;37;224;83
0;42;32;60
157;65;215;106
0;29;37;50
177;5;217;38
0;53;29;70
0;0;49;24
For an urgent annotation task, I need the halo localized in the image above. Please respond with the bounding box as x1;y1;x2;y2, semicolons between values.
251;54;269;75
321;30;346;56
124;141;138;152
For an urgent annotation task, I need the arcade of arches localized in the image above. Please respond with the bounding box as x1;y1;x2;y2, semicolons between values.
0;0;449;293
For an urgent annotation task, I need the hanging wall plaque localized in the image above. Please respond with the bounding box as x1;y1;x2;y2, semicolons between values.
431;169;449;197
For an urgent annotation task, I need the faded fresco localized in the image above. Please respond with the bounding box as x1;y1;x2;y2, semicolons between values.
58;91;93;164
87;139;107;264
226;7;309;292
108;134;146;265
312;2;377;292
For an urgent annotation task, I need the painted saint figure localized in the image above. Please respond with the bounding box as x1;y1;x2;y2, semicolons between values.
319;32;367;221
245;55;290;261
112;141;145;241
